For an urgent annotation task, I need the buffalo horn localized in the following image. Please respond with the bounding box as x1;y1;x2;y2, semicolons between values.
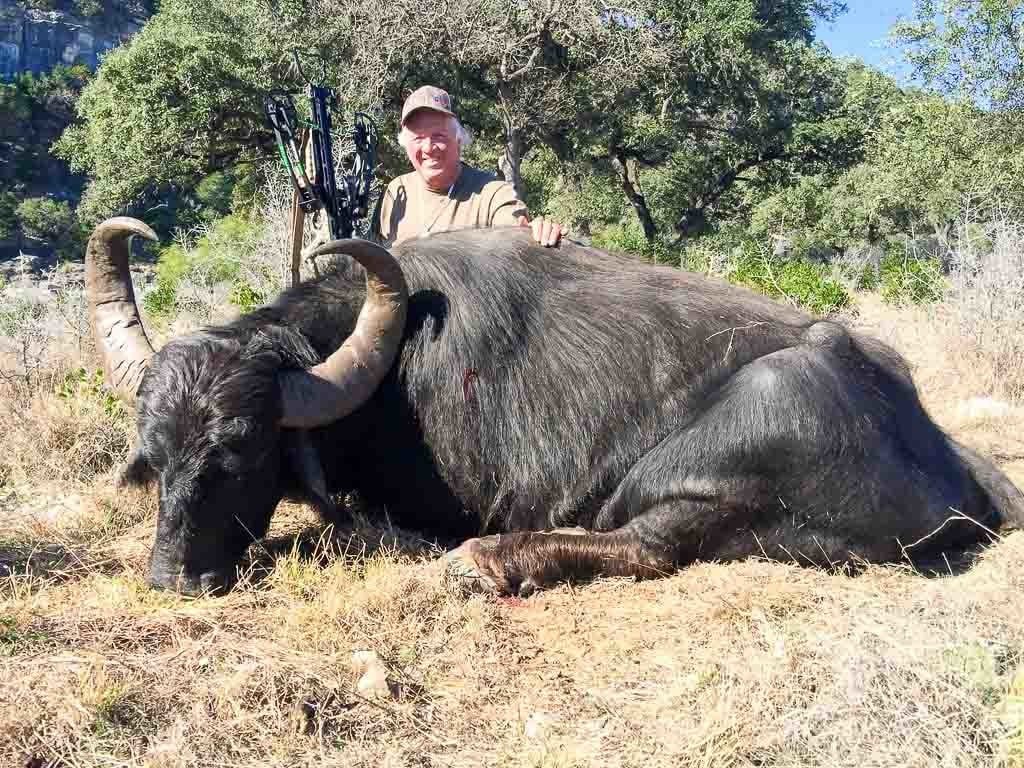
86;217;158;402
278;239;408;428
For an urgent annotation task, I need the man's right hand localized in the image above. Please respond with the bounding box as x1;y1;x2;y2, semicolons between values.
519;215;564;248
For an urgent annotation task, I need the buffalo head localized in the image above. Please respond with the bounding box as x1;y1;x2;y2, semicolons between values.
86;218;408;594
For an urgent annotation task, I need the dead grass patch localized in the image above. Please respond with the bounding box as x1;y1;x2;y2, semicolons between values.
2;494;1024;767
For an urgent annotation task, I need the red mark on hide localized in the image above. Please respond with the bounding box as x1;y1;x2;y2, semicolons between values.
463;368;479;403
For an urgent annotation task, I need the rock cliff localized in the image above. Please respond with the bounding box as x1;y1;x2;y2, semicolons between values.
0;0;146;79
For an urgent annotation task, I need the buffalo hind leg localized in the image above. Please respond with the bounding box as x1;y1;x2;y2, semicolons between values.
444;525;678;597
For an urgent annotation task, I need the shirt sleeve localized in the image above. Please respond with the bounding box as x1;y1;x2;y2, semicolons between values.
486;181;529;227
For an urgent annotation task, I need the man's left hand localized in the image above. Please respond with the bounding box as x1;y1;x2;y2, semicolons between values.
519;215;564;248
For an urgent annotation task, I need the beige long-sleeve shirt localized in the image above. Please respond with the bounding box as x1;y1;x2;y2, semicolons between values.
372;164;528;247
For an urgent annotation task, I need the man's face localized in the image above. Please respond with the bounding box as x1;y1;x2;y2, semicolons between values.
403;110;461;190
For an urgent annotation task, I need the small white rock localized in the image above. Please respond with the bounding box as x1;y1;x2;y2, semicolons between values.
351;649;394;700
524;711;551;740
956;396;1013;423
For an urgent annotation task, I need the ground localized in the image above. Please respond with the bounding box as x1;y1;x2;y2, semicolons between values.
1;292;1023;767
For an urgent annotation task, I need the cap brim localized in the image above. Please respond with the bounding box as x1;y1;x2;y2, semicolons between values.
401;105;456;126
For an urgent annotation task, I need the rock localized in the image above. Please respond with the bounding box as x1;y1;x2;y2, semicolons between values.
524;711;552;740
0;0;146;80
956;397;1013;424
351;650;395;700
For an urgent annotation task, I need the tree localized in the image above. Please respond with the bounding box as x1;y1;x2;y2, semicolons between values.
16;197;83;258
749;81;1024;251
550;0;853;241
58;0;853;243
1;65;89;196
55;0;336;223
892;1;1024;109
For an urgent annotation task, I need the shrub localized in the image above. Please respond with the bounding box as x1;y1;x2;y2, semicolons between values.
0;295;48;337
230;280;266;313
56;367;127;420
141;213;263;318
195;168;245;221
15;197;83;259
728;249;850;316
141;275;180;317
879;247;945;305
0;190;18;241
591;222;679;265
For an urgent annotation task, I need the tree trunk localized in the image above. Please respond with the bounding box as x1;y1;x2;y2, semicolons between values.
672;149;784;241
611;149;657;242
498;122;526;200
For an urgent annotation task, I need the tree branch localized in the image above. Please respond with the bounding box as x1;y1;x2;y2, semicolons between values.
611;145;657;242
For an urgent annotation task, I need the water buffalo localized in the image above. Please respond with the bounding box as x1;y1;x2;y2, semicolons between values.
86;217;1024;596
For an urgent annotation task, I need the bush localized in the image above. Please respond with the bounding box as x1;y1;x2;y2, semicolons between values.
141;213;266;319
0;296;48;337
15;196;83;259
591;222;679;265
0;190;18;241
728;249;850;315
230;280;267;313
879;248;945;305
141;277;178;317
519;147;630;236
56;367;127;419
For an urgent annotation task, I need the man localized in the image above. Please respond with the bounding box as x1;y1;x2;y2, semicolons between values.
372;85;564;248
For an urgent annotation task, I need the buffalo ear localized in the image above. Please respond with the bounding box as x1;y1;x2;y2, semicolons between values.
117;443;154;487
282;430;339;521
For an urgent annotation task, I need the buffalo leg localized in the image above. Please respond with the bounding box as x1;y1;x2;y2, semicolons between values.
444;515;693;597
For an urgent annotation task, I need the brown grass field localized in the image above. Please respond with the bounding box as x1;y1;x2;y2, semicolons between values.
2;281;1024;767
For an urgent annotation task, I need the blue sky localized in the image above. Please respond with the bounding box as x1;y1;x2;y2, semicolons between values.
814;0;918;78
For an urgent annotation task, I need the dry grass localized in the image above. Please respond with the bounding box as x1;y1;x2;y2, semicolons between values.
2;502;1023;767
3;226;1024;766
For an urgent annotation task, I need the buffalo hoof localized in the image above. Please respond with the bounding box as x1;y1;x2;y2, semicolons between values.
443;537;504;596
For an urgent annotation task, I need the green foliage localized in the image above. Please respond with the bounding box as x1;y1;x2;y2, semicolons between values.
142;213;263;317
591;222;678;265
141;277;178;318
0;65;89;188
750;82;1024;251
15;197;83;258
0;191;18;241
55;0;345;223
893;1;1024;109
879;248;945;306
727;248;850;315
56;367;127;419
56;0;852;243
229;281;266;313
0;65;91;254
848;261;881;292
0;295;48;336
193;165;260;220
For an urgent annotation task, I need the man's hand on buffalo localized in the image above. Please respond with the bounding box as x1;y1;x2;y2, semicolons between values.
519;215;564;248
